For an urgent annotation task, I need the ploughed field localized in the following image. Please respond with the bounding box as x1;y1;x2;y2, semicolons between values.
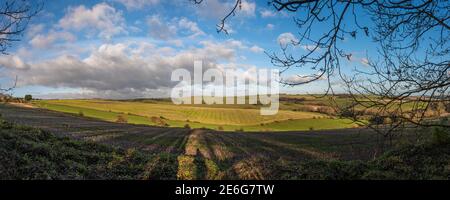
33;98;359;131
0;104;393;179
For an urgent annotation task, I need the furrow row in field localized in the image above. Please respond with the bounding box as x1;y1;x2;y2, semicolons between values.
37;100;325;126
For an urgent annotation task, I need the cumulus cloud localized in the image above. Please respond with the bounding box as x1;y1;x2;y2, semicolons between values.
225;39;246;49
58;3;126;39
277;32;299;48
113;0;159;10
202;39;263;54
266;23;274;30
178;18;205;38
195;0;255;19
29;31;76;49
147;15;177;40
249;45;264;53
205;39;263;55
223;23;235;34
195;40;243;61
0;55;30;70
5;40;249;97
26;24;45;37
35;88;172;99
169;39;184;47
240;0;256;16
194;0;226;19
147;15;205;40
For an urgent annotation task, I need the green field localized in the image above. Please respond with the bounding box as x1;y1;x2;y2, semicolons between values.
1;106;448;180
33;99;359;131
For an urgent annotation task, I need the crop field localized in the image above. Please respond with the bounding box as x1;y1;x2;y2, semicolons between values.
0;104;414;180
32;98;359;132
2;104;442;180
35;99;325;125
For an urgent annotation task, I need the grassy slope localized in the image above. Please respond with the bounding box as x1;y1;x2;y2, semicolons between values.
1;118;448;180
0;119;178;180
33;100;358;131
36;99;324;125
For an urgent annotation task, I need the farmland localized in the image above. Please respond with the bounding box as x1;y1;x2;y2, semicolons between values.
32;96;360;132
1;95;447;180
1;104;448;180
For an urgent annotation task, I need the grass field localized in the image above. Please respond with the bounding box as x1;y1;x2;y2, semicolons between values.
1;104;448;180
33;99;360;131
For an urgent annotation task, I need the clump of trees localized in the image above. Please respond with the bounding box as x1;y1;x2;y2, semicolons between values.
116;115;128;123
24;94;32;101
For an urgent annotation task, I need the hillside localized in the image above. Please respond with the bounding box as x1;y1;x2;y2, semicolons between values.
1;104;449;180
1;115;448;180
33;98;360;131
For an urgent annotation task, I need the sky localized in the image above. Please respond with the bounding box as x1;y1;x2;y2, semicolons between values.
0;0;374;99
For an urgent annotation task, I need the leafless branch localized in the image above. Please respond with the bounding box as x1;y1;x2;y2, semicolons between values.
0;0;42;93
192;0;450;138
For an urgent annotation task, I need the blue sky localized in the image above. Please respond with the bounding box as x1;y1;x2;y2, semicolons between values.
0;0;374;99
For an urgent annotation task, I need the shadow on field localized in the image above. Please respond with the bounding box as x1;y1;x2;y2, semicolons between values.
1;104;421;180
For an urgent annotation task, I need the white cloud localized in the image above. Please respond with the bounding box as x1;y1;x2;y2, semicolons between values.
146;15;177;40
169;39;184;47
16;48;34;59
194;0;227;19
266;23;274;30
240;0;256;16
58;3;126;39
249;45;264;53
26;24;45;37
30;31;76;49
0;55;30;70
178;18;205;38
260;9;276;18
213;39;263;54
223;23;235;34
147;16;205;40
129;25;142;33
203;39;264;54
277;32;299;48
195;0;255;19
6;40;249;97
197;40;240;60
34;88;172;99
113;0;160;10
225;39;246;49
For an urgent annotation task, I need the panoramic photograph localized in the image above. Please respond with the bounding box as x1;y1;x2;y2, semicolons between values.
0;0;449;190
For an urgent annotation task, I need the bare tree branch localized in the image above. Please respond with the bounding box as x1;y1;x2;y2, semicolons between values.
192;0;450;137
0;0;42;93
